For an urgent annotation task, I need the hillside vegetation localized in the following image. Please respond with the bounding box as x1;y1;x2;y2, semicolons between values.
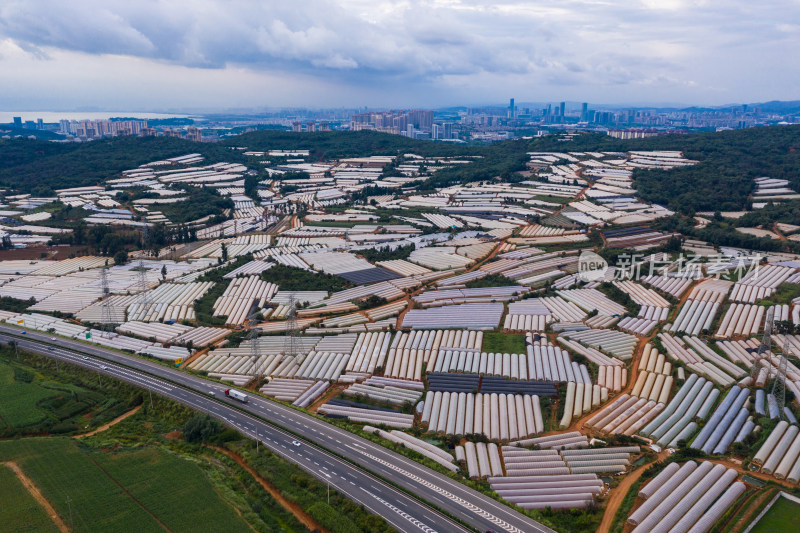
0;136;246;194
3;125;800;218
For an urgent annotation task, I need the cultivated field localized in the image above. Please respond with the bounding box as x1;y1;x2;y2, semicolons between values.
749;495;800;533
0;361;58;428
0;465;61;533
0;438;252;533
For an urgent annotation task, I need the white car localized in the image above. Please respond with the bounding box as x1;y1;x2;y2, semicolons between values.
82;356;89;360
100;365;108;370
50;337;56;341
291;440;301;447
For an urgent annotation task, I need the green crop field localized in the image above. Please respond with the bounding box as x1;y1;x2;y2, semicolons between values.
0;353;141;436
0;465;60;533
94;447;252;532
0;438;252;533
482;331;526;354
0;361;59;428
750;495;800;533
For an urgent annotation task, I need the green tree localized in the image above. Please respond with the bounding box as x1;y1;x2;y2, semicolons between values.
113;250;128;265
183;413;222;444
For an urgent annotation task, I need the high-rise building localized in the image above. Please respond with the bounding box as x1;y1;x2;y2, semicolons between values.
186;126;202;142
560;102;566;119
407;110;434;129
12;117;21;127
581;103;588;122
351;110;433;136
36;118;44;129
432;123;440;140
59;120;71;134
443;122;453;139
509;98;515;118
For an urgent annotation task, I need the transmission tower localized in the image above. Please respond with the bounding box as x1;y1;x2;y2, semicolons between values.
751;306;775;386
135;226;152;320
99;266;114;336
283;295;299;361
136;260;151;318
772;342;790;419
247;309;261;377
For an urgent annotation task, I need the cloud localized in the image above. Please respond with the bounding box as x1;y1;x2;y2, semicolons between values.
0;1;798;107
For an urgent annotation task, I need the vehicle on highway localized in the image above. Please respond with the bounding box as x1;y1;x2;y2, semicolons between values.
50;337;56;341
82;356;89;360
224;389;248;403
292;440;301;447
100;365;108;370
209;391;215;396
20;331;26;334
47;346;53;351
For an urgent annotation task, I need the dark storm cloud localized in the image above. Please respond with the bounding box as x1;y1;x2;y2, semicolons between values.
0;1;797;108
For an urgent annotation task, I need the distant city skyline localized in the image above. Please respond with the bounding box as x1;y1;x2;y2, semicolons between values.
1;1;798;110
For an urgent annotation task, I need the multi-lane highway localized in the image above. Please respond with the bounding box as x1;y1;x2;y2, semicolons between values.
0;324;554;533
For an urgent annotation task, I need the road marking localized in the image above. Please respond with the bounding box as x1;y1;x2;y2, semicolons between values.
11;330;541;533
358;450;527;533
363;490;437;533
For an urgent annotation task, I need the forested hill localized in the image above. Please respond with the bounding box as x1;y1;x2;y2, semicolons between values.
624;125;800;214
0;136;246;195
225;129;475;160
2;125;800;211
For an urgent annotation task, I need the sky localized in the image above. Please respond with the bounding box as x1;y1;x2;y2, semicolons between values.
0;0;798;112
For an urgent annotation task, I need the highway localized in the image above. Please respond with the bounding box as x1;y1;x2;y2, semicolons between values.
0;324;554;533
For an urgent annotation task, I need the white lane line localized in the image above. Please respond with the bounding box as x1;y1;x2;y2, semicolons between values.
358;450;527;533
363;490;437;533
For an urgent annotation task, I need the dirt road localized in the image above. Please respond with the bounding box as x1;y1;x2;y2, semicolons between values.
2;461;70;533
210;445;329;533
598;451;669;533
74;405;142;439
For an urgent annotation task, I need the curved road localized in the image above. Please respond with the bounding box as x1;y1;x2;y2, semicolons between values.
0;324;553;533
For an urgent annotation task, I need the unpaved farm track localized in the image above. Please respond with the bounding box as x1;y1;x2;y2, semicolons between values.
74;405;142;439
2;461;70;533
209;445;329;533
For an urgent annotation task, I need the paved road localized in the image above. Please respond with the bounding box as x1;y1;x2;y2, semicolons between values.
1;325;554;533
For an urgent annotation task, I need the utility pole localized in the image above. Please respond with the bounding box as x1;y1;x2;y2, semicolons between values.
66;496;74;531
